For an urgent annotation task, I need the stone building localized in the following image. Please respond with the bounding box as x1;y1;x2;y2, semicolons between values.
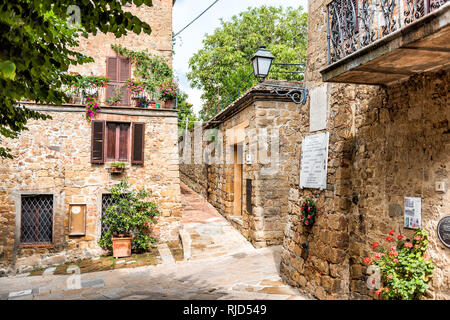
0;0;181;275
280;0;449;299
180;0;449;299
180;81;304;247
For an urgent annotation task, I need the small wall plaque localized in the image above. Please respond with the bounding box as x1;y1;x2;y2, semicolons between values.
404;197;421;229
437;216;450;249
69;204;86;236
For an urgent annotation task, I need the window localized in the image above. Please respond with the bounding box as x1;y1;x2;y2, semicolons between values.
91;120;145;165
106;56;131;105
106;122;130;161
20;195;53;245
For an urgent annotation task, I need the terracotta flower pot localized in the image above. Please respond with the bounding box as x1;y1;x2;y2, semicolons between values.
109;166;124;174
112;236;132;258
164;100;175;109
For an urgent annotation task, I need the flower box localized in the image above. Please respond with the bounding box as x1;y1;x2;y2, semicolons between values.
108;166;125;174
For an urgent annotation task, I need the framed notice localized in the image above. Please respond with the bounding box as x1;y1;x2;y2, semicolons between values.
299;132;329;190
69;204;86;236
404;197;421;229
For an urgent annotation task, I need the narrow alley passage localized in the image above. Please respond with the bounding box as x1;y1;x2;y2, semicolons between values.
0;184;308;300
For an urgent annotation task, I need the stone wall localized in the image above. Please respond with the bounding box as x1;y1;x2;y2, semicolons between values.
70;0;174;77
0;105;182;275
180;84;301;247
280;0;449;300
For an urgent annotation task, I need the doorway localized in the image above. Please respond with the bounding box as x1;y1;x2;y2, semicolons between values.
233;144;243;216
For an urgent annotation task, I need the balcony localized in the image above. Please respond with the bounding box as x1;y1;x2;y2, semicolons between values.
321;0;450;85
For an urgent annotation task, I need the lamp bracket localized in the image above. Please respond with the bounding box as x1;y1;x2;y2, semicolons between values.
262;83;308;104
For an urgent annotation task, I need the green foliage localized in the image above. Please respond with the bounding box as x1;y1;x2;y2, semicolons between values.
177;92;198;130
74;75;110;90
0;1;154;158
188;5;308;120
111;44;173;95
110;161;126;169
105;87;123;106
300;198;317;227
365;228;434;300
98;179;160;252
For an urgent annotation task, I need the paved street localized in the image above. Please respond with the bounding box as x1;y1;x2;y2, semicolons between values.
0;184;308;300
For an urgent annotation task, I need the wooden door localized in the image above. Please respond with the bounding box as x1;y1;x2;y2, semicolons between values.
233;144;243;216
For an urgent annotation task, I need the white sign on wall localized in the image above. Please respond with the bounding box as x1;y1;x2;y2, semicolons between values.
404;197;421;229
309;84;328;132
299;132;329;190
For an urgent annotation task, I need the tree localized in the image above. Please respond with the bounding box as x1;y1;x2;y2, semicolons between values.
0;0;153;158
177;91;198;131
188;5;308;121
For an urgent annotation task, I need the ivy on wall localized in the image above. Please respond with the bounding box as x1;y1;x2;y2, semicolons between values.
111;44;173;94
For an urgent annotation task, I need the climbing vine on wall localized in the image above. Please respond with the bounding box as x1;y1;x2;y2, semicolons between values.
111;44;174;95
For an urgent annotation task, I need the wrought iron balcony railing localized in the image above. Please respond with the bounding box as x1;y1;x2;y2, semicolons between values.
326;0;448;64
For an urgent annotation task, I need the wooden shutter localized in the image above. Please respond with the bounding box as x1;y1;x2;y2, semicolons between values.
106;57;119;81
119;58;131;82
106;57;118;100
119;58;131;105
106;122;117;160
131;122;145;165
118;123;130;161
91;120;105;164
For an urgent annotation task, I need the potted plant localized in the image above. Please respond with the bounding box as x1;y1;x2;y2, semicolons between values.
98;179;160;258
106;87;123;106
109;161;126;174
158;79;178;109
125;79;145;107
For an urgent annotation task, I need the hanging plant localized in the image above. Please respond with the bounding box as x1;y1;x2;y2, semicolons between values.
300;198;317;227
86;96;100;120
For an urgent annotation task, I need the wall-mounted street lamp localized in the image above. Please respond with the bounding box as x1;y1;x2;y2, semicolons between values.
250;45;308;104
251;46;275;81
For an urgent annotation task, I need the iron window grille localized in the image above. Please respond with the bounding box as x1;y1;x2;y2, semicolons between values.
20;195;53;244
101;193;128;236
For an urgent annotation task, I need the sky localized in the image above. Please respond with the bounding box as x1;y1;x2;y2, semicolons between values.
172;0;309;115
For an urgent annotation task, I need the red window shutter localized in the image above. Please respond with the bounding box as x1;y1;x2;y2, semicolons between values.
131;122;145;165
106;122;117;160
119;58;131;105
118;123;130;161
119;58;131;82
91;120;105;164
106;57;118;81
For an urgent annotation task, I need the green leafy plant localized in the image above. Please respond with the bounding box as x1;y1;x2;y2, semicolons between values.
300;198;317;227
99;179;160;252
111;44;173;95
105;87;123;106
188;5;308;120
364;228;434;300
110;161;126;169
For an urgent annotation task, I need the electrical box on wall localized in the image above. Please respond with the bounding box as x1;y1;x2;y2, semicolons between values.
435;181;446;193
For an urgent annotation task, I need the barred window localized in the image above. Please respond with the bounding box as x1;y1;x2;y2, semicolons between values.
20;195;53;244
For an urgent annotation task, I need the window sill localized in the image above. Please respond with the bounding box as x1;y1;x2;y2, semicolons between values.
19;244;53;248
